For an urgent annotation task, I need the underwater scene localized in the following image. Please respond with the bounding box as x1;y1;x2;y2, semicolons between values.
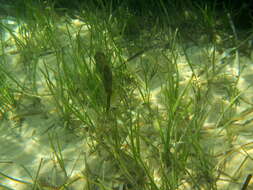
0;1;253;189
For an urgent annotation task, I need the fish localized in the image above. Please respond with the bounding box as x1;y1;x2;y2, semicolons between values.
94;51;112;112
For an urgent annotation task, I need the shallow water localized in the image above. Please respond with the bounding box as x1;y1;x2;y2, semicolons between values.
1;12;253;190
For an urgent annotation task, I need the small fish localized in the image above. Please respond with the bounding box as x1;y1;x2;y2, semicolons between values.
94;51;112;111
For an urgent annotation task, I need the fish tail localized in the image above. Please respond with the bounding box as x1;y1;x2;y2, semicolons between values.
106;93;111;112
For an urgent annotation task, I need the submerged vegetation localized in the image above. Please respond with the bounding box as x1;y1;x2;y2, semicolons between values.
0;0;253;189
